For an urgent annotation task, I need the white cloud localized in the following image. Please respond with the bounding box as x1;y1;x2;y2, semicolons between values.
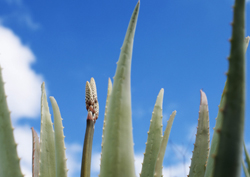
90;152;144;176
14;124;83;177
0;25;43;120
163;162;190;177
90;151;191;177
134;153;144;176
91;152;101;173
86;148;192;177
66;143;82;177
0;24;83;177
14;125;33;177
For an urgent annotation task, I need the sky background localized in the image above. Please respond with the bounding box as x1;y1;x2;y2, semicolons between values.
0;0;250;176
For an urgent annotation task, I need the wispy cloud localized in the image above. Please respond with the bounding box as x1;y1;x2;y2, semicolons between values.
1;0;40;30
18;14;40;30
4;0;22;6
0;25;43;120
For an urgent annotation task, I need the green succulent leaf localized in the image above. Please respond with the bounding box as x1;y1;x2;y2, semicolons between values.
101;78;113;147
205;36;250;177
243;159;250;177
99;2;140;177
50;97;68;177
154;111;176;177
39;82;56;177
189;90;209;177
204;82;226;177
213;0;246;176
0;67;23;177
243;142;250;174
140;89;164;177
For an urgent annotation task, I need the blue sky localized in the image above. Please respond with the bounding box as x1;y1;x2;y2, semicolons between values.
0;0;250;176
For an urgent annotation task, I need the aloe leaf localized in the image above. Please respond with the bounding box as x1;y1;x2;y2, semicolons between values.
205;36;250;177
243;159;250;177
154;111;176;177
188;90;209;177
213;0;246;176
204;82;226;177
243;142;250;174
50;97;68;177
39;82;56;177
32;127;40;177
101;78;112;151
0;67;23;177
99;2;139;177
245;36;250;52
140;89;164;177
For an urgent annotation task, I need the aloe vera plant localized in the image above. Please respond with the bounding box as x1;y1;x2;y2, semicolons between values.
0;66;23;177
0;0;248;176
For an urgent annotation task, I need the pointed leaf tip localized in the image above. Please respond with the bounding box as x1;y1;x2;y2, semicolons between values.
49;96;54;101
155;88;164;107
140;89;164;177
108;78;112;86
41;82;45;89
99;2;139;176
200;90;208;106
245;36;250;51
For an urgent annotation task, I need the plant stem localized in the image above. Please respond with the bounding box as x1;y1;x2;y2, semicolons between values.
81;113;95;177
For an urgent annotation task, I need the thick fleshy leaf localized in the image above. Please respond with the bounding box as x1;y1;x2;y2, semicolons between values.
0;66;23;177
205;36;250;177
189;90;210;177
39;83;56;177
213;0;246;176
243;159;250;177
154;111;176;177
99;2;140;177
50;97;68;177
140;89;164;177
101;78;112;149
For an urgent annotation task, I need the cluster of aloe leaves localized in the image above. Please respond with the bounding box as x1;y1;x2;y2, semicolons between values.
0;0;248;176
